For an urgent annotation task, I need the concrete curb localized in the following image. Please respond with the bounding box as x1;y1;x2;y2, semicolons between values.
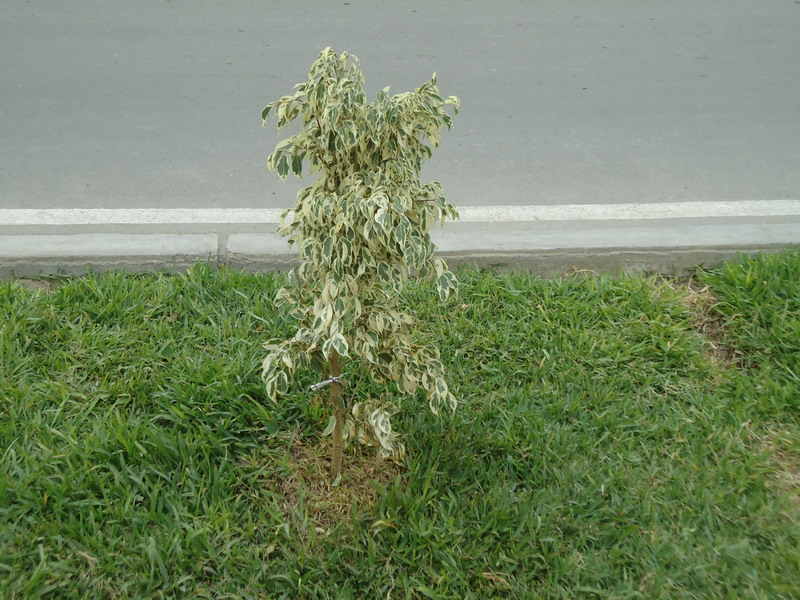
2;217;798;278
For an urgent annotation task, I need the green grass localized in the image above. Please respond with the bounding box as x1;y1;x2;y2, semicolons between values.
697;250;800;416
1;249;799;599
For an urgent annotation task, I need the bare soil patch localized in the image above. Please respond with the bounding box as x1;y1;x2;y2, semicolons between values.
17;277;61;292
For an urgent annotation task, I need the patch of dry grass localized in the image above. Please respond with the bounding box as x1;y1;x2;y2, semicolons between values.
757;428;800;508
17;277;61;292
273;436;404;531
662;276;738;372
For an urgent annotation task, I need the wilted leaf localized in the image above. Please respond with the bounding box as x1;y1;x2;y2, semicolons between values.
322;415;337;436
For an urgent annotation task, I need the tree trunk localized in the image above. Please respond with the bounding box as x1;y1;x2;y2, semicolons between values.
329;349;344;479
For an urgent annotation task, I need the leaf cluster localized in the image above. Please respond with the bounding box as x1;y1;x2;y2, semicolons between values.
261;48;460;457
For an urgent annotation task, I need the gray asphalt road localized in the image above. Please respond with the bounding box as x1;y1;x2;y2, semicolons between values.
1;0;799;210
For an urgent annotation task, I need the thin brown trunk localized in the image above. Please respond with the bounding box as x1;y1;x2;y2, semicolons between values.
329;349;344;479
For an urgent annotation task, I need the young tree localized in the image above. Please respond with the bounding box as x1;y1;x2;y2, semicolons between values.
261;48;460;479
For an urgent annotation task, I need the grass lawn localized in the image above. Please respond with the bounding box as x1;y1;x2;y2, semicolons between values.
1;249;798;599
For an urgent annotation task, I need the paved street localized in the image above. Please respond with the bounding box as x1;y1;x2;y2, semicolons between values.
2;0;799;210
1;1;798;275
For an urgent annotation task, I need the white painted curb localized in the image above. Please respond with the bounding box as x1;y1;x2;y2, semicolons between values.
1;201;798;276
2;199;799;226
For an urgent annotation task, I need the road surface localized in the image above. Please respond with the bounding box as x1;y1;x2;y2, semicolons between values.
1;0;798;275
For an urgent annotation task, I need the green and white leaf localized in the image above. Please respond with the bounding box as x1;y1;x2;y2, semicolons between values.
260;47;460;461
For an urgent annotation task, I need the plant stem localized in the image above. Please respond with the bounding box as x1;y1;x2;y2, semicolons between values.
329;349;344;479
